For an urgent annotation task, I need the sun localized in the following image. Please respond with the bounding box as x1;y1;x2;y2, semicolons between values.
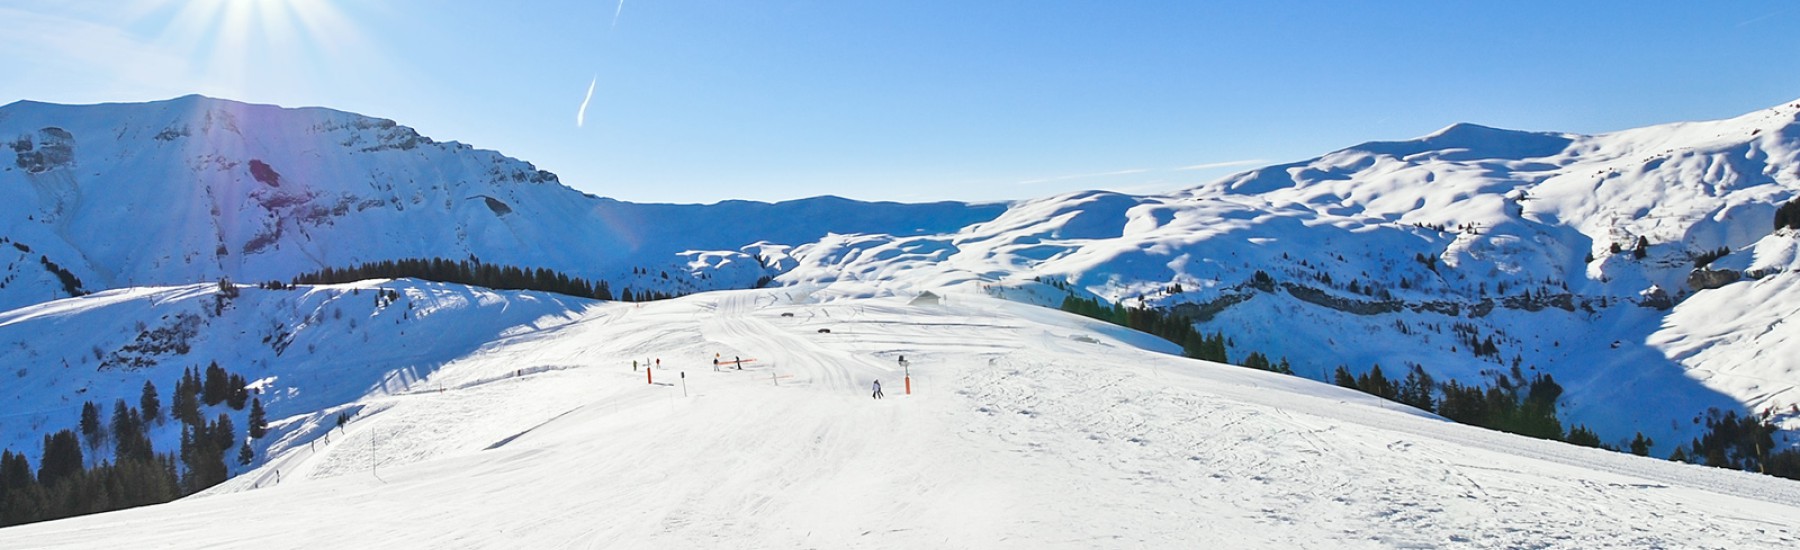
126;0;364;94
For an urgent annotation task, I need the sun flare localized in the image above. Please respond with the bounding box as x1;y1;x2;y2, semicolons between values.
127;0;363;94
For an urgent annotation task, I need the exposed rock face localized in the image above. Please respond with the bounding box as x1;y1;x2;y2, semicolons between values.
482;196;513;216
12;127;75;173
1688;267;1741;291
1639;285;1674;310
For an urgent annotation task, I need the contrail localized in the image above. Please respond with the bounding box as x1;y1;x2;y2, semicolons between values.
612;0;626;28
576;75;597;128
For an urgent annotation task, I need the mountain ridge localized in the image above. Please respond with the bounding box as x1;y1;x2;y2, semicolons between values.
0;95;1007;312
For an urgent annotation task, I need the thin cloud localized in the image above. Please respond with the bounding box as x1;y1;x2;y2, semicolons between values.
1738;8;1787;27
1175;159;1267;171
1017;168;1150;186
576;75;597;127
1107;181;1189;195
0;8;189;98
612;0;627;28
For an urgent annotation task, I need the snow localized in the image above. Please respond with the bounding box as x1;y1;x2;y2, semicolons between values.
5;95;1800;545
8;95;1800;453
0;280;593;462
763;98;1800;452
0;96;1005;311
3;287;1797;547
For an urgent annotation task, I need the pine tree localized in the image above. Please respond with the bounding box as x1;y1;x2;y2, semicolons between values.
1399;365;1436;411
109;400;145;464
179;424;226;493
37;430;83;486
1435;380;1486;425
140;380;161;425
248;398;268;439
0;451;35;520
172;370;201;427
1565;425;1602;448
1777;198;1800;231
211;414;236;454
79;401;104;451
237;442;254;466
177;424;194;469
1;449;33;490
226;374;249;410
1356;364;1397;401
203;362;227;406
1629;432;1655;457
1240;352;1273;372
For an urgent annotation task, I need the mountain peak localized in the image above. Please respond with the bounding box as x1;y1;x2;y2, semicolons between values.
1424;121;1520;140
1343;122;1575;161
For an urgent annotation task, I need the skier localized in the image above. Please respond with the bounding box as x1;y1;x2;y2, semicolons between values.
735;356;742;370
872;379;884;399
713;357;720;372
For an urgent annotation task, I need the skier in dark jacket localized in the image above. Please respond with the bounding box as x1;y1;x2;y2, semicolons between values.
872;380;884;399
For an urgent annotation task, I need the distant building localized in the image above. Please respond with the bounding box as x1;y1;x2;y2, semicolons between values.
909;291;941;306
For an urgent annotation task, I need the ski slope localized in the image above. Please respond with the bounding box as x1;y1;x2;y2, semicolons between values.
3;287;1796;548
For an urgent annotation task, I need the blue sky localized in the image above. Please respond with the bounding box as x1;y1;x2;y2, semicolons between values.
3;1;1799;204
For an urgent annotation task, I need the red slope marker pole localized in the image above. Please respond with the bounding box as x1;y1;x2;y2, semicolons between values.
647;366;653;385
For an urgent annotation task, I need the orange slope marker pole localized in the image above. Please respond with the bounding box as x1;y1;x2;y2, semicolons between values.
901;357;912;395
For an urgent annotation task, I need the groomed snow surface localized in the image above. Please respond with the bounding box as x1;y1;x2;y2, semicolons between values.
4;287;1797;548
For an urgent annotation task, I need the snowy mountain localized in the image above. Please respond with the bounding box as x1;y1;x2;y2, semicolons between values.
769;99;1800;455
4;95;1800;544
0;95;1004;311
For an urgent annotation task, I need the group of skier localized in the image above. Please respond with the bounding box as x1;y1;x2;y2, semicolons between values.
711;353;744;372
873;355;906;399
633;352;901;400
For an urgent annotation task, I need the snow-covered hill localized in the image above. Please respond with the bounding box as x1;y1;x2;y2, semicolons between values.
768;100;1800;454
0;95;1004;311
0;279;594;465
3;287;1797;548
5;95;1800;544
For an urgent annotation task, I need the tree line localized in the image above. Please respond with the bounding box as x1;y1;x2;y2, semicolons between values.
1335;364;1595;443
1060;295;1230;363
1054;292;1800;482
288;257;685;302
0;362;268;526
1333;362;1800;480
1670;409;1800;480
1775;197;1800;231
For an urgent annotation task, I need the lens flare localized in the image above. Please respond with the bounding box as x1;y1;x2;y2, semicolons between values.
124;0;366;97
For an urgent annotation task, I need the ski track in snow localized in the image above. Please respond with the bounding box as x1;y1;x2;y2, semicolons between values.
3;289;1798;548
